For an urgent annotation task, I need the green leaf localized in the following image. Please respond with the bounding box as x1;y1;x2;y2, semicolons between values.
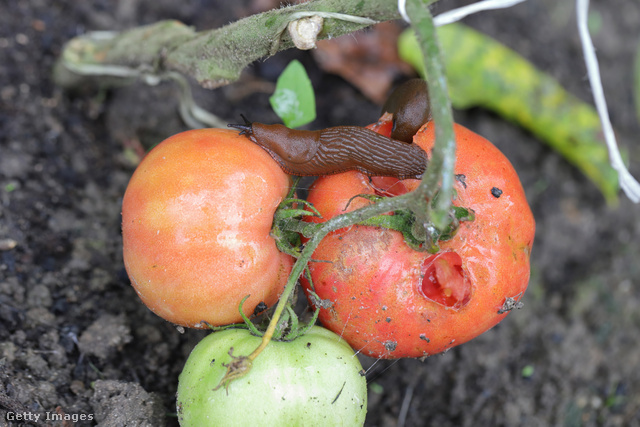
269;59;316;128
399;24;619;205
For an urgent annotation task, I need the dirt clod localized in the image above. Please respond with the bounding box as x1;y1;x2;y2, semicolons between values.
91;380;166;427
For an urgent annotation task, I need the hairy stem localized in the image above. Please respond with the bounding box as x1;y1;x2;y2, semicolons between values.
408;0;456;229
55;0;405;89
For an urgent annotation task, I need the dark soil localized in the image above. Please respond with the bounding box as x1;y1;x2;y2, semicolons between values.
2;0;640;426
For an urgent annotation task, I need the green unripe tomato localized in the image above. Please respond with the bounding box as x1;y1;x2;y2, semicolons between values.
177;326;367;426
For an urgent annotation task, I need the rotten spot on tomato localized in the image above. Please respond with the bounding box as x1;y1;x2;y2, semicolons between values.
369;176;409;197
419;251;471;309
491;187;503;198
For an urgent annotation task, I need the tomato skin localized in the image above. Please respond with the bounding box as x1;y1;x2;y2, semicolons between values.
177;326;367;426
122;128;293;328
303;121;535;358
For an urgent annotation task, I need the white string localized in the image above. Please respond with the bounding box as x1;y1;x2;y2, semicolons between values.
576;0;640;202
398;0;410;23
398;0;639;202
433;0;528;27
399;0;526;25
289;11;377;25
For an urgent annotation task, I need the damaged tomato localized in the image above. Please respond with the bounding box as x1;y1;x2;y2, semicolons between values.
302;120;535;359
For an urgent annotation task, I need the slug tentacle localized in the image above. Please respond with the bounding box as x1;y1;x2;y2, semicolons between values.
227;114;254;135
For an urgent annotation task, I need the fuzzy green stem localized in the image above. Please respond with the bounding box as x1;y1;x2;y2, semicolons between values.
55;0;405;89
408;0;456;230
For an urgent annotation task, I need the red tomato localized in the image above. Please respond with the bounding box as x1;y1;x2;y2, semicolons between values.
302;120;535;358
122;128;294;328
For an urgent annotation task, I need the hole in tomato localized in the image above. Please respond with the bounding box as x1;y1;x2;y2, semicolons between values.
419;251;471;309
370;176;409;197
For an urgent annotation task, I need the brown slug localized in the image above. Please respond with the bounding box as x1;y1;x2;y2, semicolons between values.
382;79;431;143
228;117;428;180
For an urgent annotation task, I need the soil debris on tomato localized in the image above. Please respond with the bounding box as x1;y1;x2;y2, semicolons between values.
497;295;525;314
491;187;503;198
383;341;398;352
455;173;468;189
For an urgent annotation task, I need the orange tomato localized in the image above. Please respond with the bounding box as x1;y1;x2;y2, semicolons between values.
122;128;293;328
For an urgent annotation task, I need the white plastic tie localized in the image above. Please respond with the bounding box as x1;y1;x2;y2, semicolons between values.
434;0;528;27
398;0;410;23
577;0;640;202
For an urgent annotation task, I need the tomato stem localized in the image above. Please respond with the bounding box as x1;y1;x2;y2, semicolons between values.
250;0;460;373
238;295;265;337
54;1;420;91
406;0;457;231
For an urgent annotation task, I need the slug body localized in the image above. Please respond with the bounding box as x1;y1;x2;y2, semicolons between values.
382;79;431;143
229;122;428;180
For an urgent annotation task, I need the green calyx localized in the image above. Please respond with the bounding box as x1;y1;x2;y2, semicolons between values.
272;181;475;257
349;193;474;253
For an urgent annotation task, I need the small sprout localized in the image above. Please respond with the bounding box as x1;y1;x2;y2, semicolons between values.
369;382;384;394
521;364;535;378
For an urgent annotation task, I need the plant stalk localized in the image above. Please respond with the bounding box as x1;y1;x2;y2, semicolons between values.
54;0;409;89
407;0;456;229
249;0;457;361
